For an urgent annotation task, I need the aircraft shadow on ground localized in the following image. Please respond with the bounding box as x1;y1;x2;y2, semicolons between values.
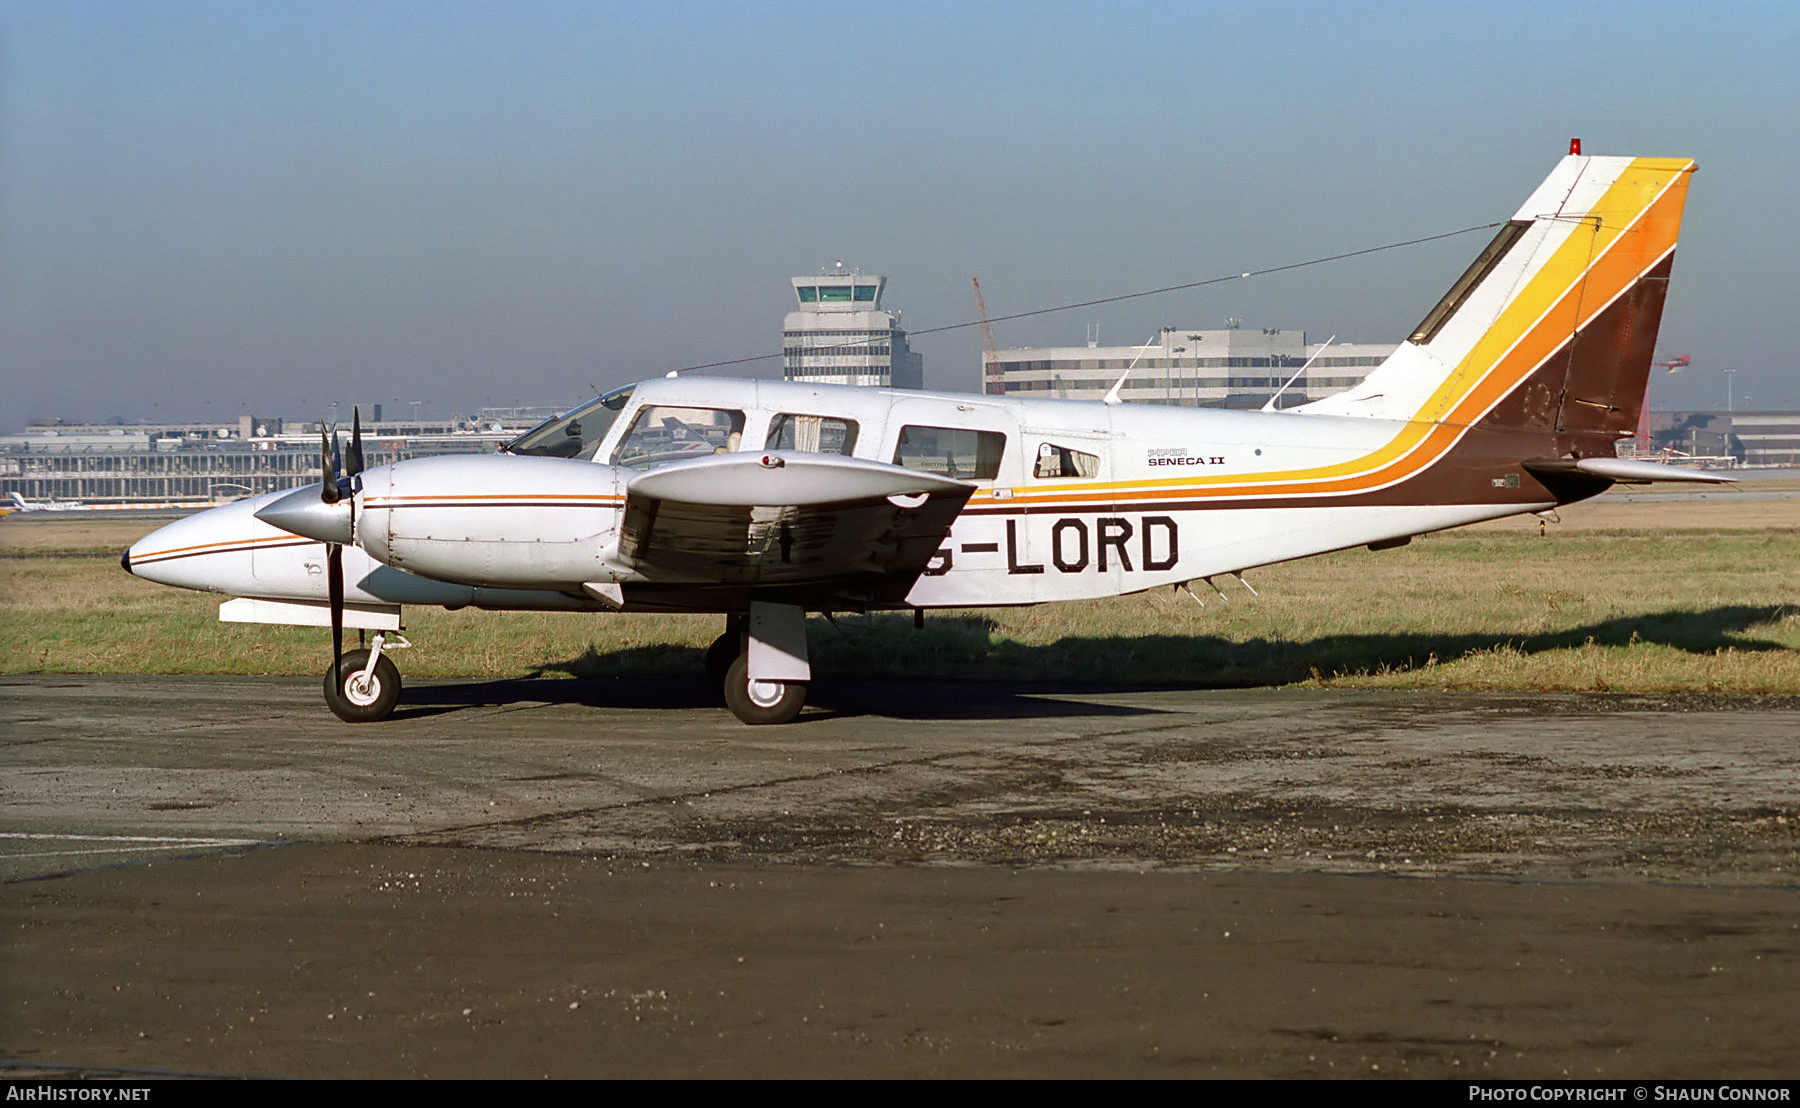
392;603;1795;721
392;674;1163;722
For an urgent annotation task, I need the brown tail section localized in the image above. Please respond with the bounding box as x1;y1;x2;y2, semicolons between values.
1551;252;1676;435
1480;252;1677;437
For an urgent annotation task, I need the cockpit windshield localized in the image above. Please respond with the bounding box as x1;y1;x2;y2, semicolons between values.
504;386;635;459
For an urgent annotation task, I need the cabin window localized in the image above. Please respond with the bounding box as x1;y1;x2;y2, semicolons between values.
766;414;859;455
1033;442;1100;479
505;385;634;460
612;406;747;469
893;425;1006;481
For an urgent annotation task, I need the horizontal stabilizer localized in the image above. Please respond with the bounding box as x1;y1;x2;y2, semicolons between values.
1522;457;1737;484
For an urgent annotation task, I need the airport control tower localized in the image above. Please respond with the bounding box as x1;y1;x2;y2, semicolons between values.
781;264;924;389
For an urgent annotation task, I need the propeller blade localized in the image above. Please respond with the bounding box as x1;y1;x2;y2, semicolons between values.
346;407;366;479
320;424;341;504
328;541;344;664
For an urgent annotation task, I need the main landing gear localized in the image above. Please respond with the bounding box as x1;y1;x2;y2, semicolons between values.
323;632;409;723
723;654;807;725
710;603;810;725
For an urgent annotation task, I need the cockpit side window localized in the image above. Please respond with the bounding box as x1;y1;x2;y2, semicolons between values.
765;414;858;455
505;386;634;460
612;406;747;470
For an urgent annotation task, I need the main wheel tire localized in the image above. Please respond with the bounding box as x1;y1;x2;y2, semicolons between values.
703;630;739;692
324;649;401;723
722;653;806;725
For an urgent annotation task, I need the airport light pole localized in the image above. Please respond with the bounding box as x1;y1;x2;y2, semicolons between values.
1188;335;1203;405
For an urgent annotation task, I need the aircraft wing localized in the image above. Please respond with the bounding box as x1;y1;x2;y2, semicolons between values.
613;451;974;604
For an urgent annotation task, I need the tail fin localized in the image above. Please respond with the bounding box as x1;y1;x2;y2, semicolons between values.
8;493;26;510
1300;154;1696;439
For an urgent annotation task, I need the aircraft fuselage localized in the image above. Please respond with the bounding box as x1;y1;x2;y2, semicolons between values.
124;375;1580;619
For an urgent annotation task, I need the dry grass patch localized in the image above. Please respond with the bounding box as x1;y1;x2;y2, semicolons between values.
3;513;1795;692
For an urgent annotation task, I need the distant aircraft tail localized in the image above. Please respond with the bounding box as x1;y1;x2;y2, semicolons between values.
1300;153;1696;448
7;493;27;510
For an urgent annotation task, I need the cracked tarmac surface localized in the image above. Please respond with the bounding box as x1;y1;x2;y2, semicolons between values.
3;675;1799;1077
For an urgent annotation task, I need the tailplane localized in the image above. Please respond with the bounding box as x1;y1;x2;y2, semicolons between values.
1300;152;1696;443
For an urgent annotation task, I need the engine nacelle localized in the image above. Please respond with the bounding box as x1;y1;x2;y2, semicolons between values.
355;454;626;589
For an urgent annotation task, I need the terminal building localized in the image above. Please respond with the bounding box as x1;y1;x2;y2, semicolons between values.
1637;410;1800;467
782;265;923;389
985;326;1395;409
0;409;545;509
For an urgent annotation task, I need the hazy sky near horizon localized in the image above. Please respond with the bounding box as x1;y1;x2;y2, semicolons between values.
4;0;1796;430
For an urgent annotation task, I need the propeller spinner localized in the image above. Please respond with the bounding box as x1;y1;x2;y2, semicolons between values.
252;409;368;667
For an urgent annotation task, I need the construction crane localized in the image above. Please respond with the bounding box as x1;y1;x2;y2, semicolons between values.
972;277;1001;395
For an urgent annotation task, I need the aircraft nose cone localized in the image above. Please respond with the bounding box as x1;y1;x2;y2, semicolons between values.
255;485;353;544
120;548;132;575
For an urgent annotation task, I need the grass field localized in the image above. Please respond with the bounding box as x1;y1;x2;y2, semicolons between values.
3;485;1796;693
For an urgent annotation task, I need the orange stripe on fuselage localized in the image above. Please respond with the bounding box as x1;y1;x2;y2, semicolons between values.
128;535;314;565
364;494;624;506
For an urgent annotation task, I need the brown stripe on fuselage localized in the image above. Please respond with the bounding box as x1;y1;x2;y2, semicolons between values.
128;535;318;565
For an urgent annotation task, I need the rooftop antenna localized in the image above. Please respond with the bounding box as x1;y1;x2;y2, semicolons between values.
1262;335;1334;412
1103;333;1162;406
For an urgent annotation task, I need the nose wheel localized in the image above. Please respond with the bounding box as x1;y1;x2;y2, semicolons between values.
324;640;404;723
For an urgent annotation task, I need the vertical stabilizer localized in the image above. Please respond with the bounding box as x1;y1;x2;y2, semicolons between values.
1299;155;1696;439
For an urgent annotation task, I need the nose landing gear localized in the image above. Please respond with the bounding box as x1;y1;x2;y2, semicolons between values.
324;632;409;723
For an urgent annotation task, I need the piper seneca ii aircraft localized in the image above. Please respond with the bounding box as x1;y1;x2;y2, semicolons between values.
124;149;1721;725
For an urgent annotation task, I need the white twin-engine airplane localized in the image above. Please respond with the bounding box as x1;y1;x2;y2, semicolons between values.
124;151;1722;725
9;492;88;513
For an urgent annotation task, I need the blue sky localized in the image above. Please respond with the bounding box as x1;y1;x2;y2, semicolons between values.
3;0;1796;428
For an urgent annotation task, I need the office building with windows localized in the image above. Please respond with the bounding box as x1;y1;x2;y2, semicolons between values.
987;327;1394;409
